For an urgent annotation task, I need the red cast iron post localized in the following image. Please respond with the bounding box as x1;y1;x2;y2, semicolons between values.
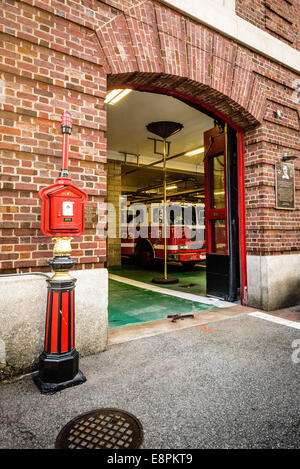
34;112;87;395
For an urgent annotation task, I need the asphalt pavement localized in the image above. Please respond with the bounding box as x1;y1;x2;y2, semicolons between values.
0;314;299;449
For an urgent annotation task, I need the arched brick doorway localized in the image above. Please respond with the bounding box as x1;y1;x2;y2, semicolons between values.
107;72;261;305
95;3;266;307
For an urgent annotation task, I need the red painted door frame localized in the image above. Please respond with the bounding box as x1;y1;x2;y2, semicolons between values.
112;84;248;305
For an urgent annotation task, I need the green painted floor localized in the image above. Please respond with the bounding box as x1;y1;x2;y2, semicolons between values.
109;262;207;296
108;262;212;329
108;279;214;329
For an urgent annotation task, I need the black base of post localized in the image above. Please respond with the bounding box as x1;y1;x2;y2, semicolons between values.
33;348;86;395
33;370;86;395
38;349;79;383
152;277;179;284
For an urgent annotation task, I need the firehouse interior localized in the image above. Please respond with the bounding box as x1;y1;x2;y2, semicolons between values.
105;90;240;329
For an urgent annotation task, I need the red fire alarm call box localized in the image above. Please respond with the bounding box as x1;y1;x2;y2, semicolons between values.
38;111;88;237
39;178;88;237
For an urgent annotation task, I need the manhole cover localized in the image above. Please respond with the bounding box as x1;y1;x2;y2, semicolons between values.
55;408;143;449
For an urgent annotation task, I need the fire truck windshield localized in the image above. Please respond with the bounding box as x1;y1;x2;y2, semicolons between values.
124;202;205;230
150;204;204;227
167;205;196;226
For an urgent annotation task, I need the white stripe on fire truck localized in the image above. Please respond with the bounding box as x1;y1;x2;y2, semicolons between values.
153;245;195;251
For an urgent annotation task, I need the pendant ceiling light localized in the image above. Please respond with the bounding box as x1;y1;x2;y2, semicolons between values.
146;121;183;139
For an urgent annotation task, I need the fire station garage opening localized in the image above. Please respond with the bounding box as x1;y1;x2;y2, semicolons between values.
106;90;239;329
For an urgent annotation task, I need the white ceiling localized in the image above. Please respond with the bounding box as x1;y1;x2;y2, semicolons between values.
106;90;214;167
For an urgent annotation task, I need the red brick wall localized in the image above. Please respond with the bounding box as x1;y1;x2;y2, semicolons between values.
236;0;300;51
0;0;299;273
0;0;108;272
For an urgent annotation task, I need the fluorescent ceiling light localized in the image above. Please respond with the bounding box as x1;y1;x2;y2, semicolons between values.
110;89;133;104
104;89;123;103
184;147;205;156
166;185;177;190
104;89;133;105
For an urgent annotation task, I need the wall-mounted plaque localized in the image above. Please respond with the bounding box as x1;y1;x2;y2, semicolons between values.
85;205;98;228
275;162;295;210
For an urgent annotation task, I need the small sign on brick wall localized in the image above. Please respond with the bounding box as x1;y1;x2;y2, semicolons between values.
275;162;295;210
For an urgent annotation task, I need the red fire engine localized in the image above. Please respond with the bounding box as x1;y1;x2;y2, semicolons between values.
120;201;206;267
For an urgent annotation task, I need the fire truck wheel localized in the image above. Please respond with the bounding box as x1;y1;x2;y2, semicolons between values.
135;242;154;269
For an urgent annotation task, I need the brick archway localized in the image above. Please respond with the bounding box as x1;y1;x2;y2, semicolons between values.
108;72;261;131
96;1;266;131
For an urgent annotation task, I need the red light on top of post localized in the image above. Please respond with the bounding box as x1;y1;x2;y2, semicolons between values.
61;111;72;128
61;111;72;178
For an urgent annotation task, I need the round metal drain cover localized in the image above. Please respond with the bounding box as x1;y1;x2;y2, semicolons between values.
55;408;143;449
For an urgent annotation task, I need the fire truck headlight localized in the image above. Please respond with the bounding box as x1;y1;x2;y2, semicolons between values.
178;244;188;250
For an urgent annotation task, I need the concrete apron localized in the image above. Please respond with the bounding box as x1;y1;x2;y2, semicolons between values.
108;305;258;346
108;293;300;346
